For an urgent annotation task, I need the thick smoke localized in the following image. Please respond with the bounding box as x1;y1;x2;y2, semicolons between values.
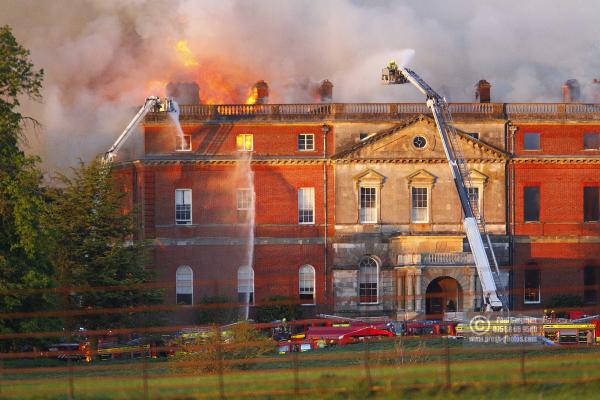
1;0;599;172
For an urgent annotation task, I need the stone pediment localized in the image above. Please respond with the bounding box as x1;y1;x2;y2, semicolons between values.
406;169;436;186
353;169;386;187
469;169;489;186
333;115;507;162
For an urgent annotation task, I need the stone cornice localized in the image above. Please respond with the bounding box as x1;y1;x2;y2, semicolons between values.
114;157;506;168
512;157;600;164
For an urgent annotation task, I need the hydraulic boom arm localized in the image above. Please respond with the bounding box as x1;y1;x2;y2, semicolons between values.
104;96;164;163
382;63;506;311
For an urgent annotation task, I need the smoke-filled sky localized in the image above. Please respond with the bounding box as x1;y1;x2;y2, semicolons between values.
1;0;599;172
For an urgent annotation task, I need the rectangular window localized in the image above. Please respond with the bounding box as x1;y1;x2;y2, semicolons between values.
237;267;254;304
584;186;599;222
584;266;598;304
359;187;377;223
298;133;315;151
175;134;192;151
523;186;540;222
467;187;481;220
236;134;253;151
523;133;540;150
411;187;429;223
524;269;541;304
298;188;315;224
237;189;252;210
584;132;600;150
175;189;192;225
237;188;252;222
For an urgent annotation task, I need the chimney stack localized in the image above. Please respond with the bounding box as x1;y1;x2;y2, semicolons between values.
562;79;581;103
319;79;333;102
166;82;200;104
475;80;491;103
254;80;269;104
591;79;600;103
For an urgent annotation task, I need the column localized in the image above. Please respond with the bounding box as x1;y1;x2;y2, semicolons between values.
396;269;405;311
469;269;478;311
414;269;423;313
406;271;414;312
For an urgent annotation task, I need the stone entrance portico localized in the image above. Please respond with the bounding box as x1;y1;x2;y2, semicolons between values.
392;235;482;320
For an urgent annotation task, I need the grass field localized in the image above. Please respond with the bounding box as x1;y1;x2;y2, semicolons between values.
3;338;600;399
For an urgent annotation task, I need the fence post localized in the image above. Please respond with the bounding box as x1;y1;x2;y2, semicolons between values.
67;357;74;400
292;348;299;396
215;325;225;400
444;337;451;389
65;290;75;400
520;341;526;385
138;292;149;400
364;340;372;389
142;356;149;399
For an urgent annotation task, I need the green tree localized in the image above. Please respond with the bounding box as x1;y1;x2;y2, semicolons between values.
171;323;274;373
197;296;238;325
0;25;58;342
253;295;302;323
47;159;163;330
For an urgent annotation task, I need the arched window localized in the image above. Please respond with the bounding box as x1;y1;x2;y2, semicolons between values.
176;266;193;305
299;265;316;304
359;257;379;304
237;266;254;304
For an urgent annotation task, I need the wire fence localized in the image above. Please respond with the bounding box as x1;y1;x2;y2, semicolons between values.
2;282;600;399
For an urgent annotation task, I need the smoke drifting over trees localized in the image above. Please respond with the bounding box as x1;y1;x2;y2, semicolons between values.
1;0;599;171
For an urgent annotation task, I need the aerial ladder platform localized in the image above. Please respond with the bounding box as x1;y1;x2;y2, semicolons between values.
382;62;508;312
104;96;177;163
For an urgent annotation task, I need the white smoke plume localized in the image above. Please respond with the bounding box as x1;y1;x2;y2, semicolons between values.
1;0;599;172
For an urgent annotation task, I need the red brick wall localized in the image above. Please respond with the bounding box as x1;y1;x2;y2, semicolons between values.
513;242;600;310
511;123;600;311
118;123;337;321
513;124;600;156
144;123;334;157
513;163;600;235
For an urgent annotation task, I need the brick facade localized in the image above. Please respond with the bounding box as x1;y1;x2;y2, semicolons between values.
113;104;600;321
510;123;600;311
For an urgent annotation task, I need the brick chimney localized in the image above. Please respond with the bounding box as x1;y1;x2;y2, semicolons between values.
591;79;600;103
254;80;269;104
319;79;333;102
475;80;491;103
166;82;200;104
562;79;581;103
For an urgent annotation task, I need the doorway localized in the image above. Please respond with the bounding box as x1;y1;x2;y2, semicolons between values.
425;276;462;319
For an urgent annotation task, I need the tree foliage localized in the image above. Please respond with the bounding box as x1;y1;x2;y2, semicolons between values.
197;296;239;325
171;323;274;373
46;159;163;330
0;25;57;339
253;295;302;323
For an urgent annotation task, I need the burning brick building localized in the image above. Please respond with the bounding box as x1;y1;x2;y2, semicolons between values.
113;81;600;322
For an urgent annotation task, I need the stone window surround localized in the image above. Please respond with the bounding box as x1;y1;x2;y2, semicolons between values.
354;169;386;224
466;169;489;220
358;255;380;305
406;170;436;224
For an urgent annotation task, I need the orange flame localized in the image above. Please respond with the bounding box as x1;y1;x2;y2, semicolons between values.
175;40;199;67
245;87;258;104
145;39;264;104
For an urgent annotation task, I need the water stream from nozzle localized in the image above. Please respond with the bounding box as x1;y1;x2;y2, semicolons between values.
167;99;185;142
238;152;255;320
